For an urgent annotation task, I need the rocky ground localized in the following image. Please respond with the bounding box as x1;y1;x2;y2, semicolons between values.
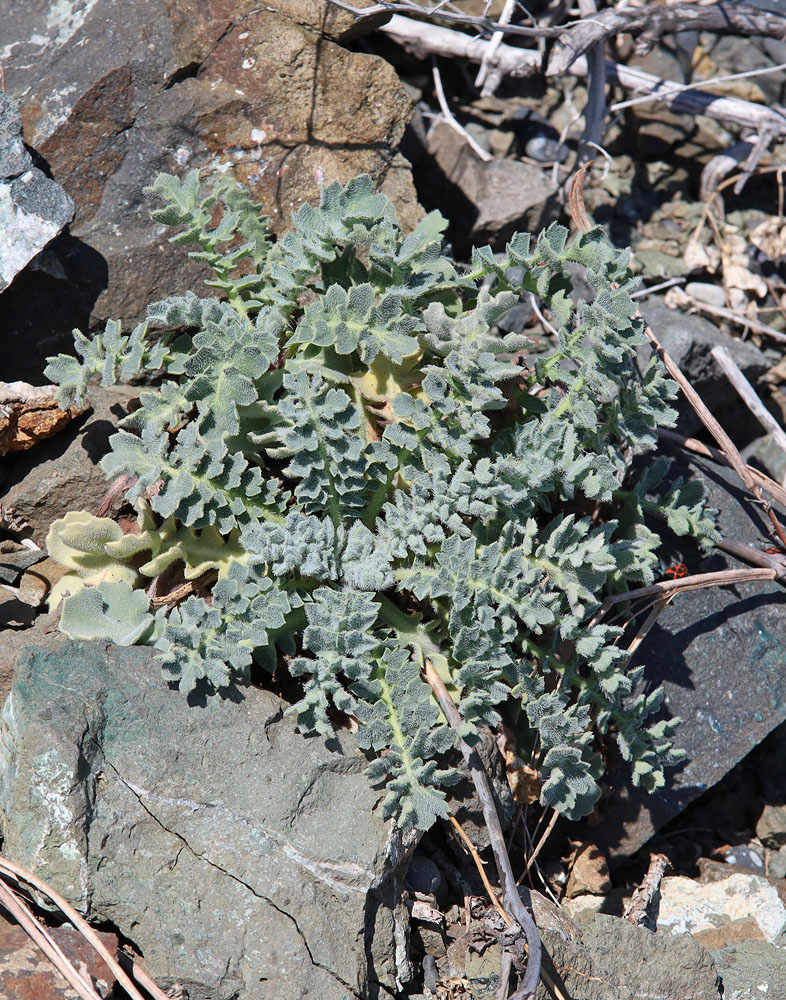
2;1;786;998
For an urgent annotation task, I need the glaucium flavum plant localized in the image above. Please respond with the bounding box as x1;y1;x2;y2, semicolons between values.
44;171;718;831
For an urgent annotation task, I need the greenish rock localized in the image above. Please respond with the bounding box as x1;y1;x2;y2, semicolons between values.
0;637;405;1000
713;939;786;1000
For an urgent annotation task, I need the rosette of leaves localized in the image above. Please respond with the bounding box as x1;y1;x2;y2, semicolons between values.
45;171;718;831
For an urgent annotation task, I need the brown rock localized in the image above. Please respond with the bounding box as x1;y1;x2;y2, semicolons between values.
17;558;69;610
757;803;786;849
0;383;84;456
0;916;120;1000
564;843;612;899
0;385;139;544
3;0;420;380
692;917;765;951
423;122;557;252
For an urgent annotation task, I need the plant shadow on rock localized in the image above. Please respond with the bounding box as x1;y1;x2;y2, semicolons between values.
584;450;786;863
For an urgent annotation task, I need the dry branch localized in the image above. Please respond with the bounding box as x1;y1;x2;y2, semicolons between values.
685;297;786;344
548;2;786;75
379;15;786;142
711;345;786;459
657;428;786;507
644;324;786;549
423;659;542;999
624;854;670;926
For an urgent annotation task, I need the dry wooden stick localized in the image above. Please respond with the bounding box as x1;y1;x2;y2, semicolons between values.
717;537;786;573
449;815;511;926
379;15;786;140
431;58;492;161
423;659;542;999
576;0;606;167
0;878;102;1000
644;324;786;549
149;569;218;607
711;345;786;458
0;857;152;1000
684;298;786;345
494;951;515;1000
623;853;670;926
547;2;786;75
474;0;517;95
520;810;559;880
657;428;786;507
600;568;779;610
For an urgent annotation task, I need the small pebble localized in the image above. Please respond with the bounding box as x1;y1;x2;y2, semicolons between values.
723;845;765;873
525;134;570;163
423;954;438;993
684;281;726;308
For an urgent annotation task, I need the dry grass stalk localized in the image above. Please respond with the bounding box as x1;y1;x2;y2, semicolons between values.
657;428;786;507
711;345;786;458
0;856;158;1000
644;324;786;549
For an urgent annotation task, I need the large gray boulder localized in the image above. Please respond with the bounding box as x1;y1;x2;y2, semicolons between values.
0;633;408;1000
0;93;74;293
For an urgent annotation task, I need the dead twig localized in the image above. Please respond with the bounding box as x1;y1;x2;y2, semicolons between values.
519;810;559;881
644;324;786;549
326;0;564;38
548;2;786;75
474;0;517;96
711;345;786;459
596;568;780;618
576;0;606;167
657;427;786;507
630;276;686;299
624;854;670;926
0;856;153;1000
148;569;218;607
684;297;786;344
423;659;542;999
494;950;515;1000
0;878;102;1000
379;15;786;143
431;58;493;161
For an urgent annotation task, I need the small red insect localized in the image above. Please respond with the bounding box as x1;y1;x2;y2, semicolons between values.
663;563;689;579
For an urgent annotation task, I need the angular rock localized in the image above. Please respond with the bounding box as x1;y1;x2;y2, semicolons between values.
590;450;786;861
713;939;786;1000
757;803;786;849
422;122;557;253
2;0;420;380
0;384;139;544
0;93;74;293
0;381;84;456
0;636;405;1000
657;874;786;945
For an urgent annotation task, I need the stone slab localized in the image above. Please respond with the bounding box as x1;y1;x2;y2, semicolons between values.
0;634;403;1000
592;449;786;862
